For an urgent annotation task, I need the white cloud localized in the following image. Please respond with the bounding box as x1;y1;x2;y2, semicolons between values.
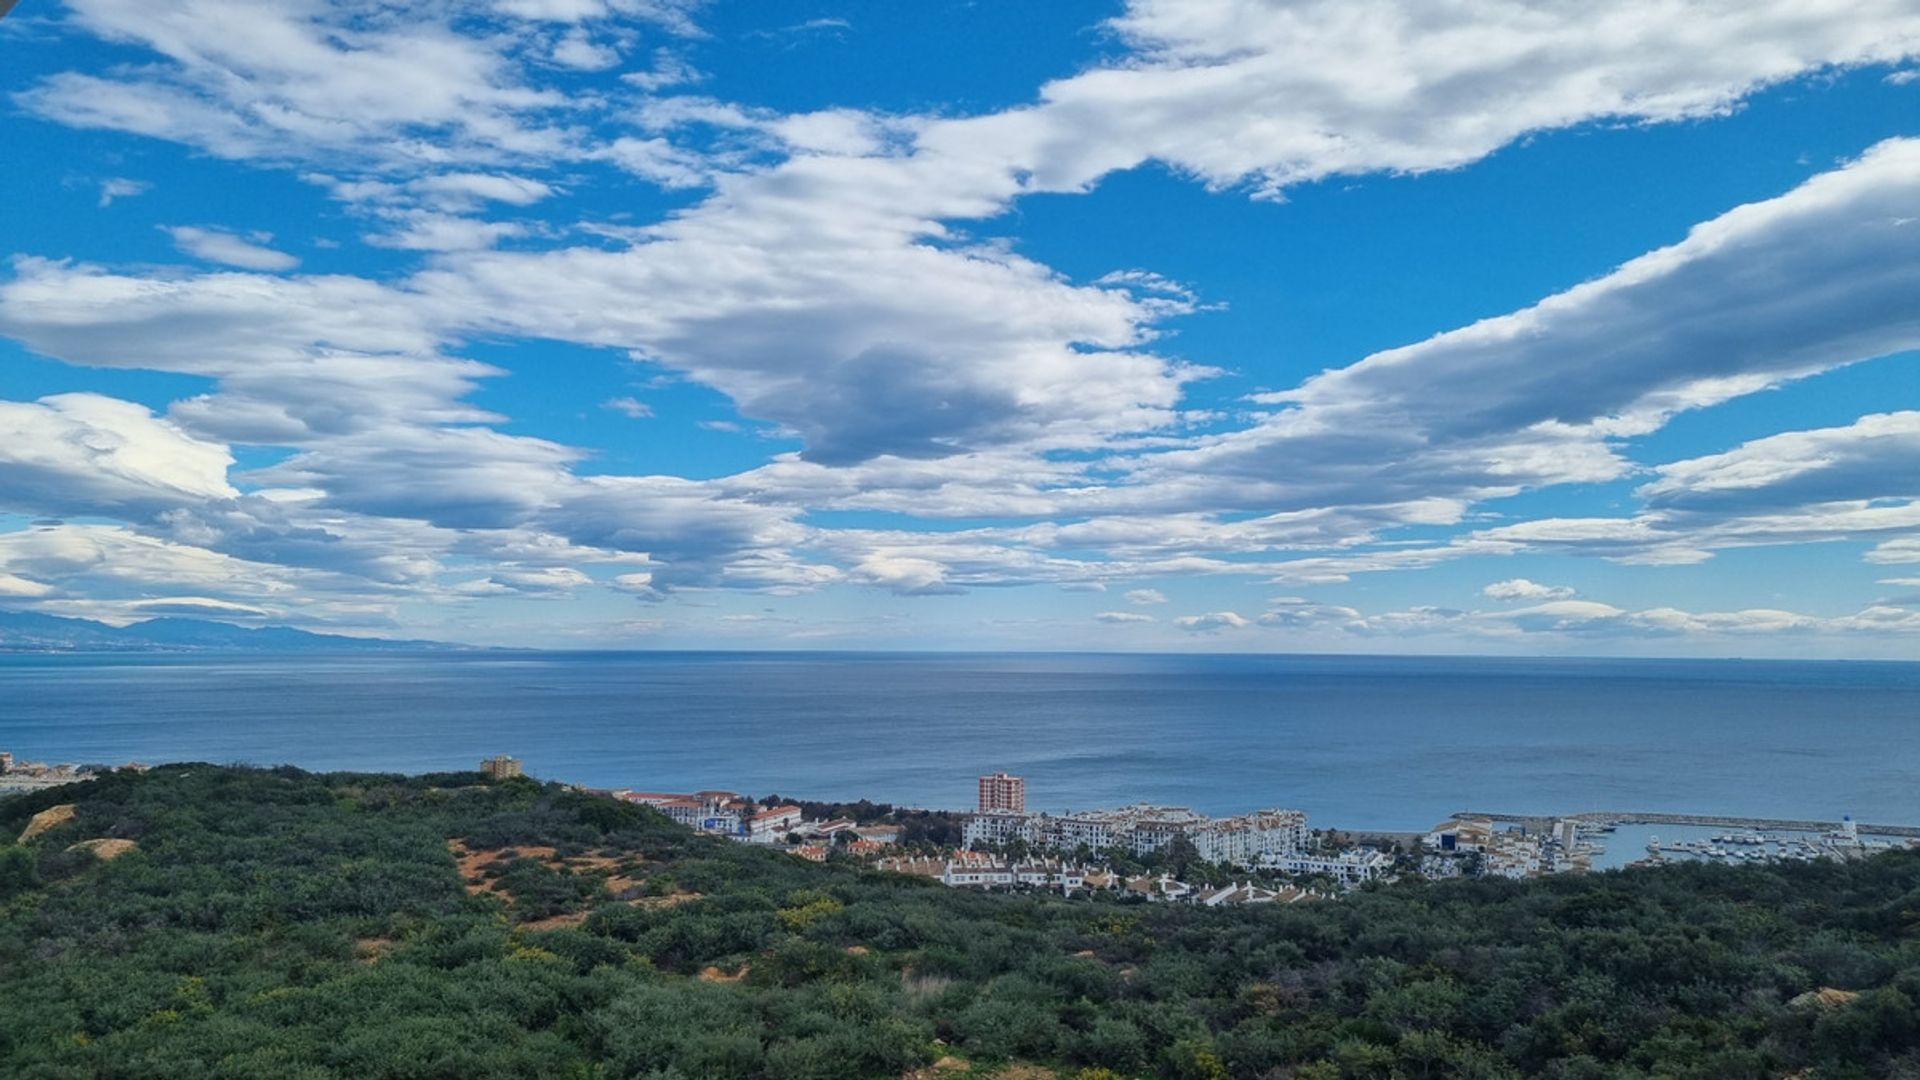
1868;538;1920;564
165;226;299;271
1123;587;1167;605
410;172;554;208
1483;578;1576;601
1639;411;1920;512
6;1;1920;643
363;213;526;252
550;28;621;70
0;523;377;626
1174;610;1250;631
1095;610;1154;624
1165;139;1920;515
0;393;235;516
846;553;961;596
97;177;150;207
0;572;56;599
22;0;573;170
453;566;592;596
1256;597;1363;629
604;396;654;418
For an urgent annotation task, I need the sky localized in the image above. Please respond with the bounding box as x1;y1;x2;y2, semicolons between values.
0;0;1917;656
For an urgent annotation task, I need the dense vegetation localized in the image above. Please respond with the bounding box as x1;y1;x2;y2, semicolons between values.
2;766;1917;1079
757;795;966;848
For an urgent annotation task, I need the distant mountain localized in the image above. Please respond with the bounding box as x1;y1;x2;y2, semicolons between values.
0;609;459;653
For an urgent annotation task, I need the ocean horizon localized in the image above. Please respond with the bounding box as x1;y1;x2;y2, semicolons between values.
5;650;1915;833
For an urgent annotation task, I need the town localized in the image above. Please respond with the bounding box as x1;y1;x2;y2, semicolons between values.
562;759;1910;906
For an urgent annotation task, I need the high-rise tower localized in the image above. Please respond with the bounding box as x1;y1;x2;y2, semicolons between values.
977;771;1025;813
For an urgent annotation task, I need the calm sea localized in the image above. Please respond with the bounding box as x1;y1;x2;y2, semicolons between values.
1;652;1915;831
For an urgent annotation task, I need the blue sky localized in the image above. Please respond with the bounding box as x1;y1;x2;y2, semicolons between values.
1;0;1917;655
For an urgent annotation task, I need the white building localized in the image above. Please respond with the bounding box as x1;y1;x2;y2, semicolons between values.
963;811;1038;848
748;805;803;843
1193;809;1308;864
964;802;1309;866
1039;812;1119;852
1261;849;1391;885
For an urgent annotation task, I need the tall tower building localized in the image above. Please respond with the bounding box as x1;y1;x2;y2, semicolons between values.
977;771;1025;813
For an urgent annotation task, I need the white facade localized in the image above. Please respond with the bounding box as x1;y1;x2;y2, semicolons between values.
963;811;1037;847
748;805;803;843
1262;849;1391;884
966;803;1309;866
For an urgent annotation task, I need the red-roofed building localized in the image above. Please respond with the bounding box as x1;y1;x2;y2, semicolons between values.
749;804;804;843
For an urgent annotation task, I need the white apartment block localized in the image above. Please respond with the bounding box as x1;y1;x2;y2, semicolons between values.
962;811;1038;847
1260;848;1391;885
747;805;803;843
964;803;1309;866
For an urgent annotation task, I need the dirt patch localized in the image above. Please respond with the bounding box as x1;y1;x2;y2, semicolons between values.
845;945;870;955
354;937;397;964
448;838;695;924
19;804;75;842
1791;987;1861;1010
448;840;565;897
559;852;634;872
65;838;137;861
902;1055;969;1079
519;911;592;932
698;964;748;982
448;839;508;896
629;891;702;909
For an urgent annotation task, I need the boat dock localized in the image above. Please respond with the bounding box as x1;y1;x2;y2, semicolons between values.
1457;810;1920;839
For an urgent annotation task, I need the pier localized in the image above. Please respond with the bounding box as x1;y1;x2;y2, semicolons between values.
1457;810;1920;839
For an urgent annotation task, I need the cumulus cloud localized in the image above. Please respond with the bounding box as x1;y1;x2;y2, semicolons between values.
1123;588;1167;605
1483;578;1576;601
0;523;369;625
1095;610;1154;623
0;393;235;516
1256;597;1362;629
5;0;1918;644
1029;0;1920;197
846;554;962;596
20;0;575;170
1238;594;1920;645
1174;610;1250;631
453;566;592;596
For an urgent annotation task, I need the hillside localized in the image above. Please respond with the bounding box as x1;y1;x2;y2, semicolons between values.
0;609;455;653
1;767;1916;1079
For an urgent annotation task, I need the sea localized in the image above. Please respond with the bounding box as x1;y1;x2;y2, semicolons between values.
1;652;1915;846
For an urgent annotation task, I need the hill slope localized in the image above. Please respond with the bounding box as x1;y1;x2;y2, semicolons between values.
1;766;1916;1079
0;609;454;652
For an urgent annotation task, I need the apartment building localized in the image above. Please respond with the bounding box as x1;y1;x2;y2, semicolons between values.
977;771;1026;813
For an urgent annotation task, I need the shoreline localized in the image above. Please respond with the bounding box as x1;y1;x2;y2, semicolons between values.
9;757;1918;842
